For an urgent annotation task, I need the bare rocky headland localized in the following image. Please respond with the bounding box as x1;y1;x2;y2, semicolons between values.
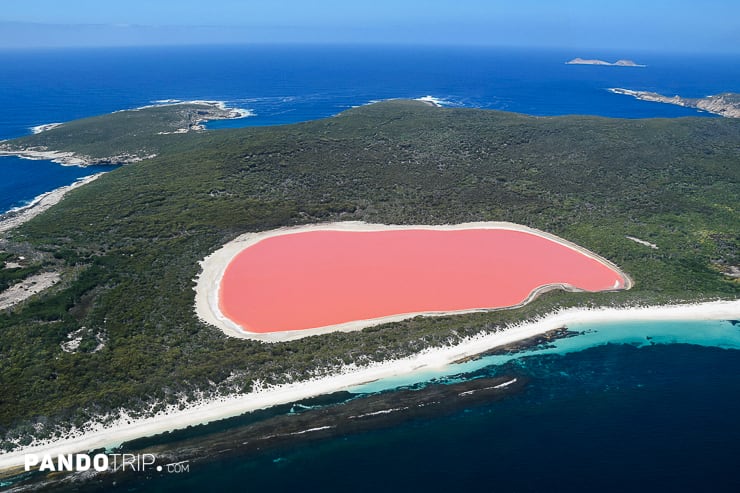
609;88;740;118
0;100;253;166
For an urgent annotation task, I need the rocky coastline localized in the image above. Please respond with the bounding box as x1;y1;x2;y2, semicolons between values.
609;88;740;118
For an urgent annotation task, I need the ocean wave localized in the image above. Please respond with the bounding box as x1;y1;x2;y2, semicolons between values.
109;100;256;122
29;122;63;134
351;96;463;109
414;95;457;107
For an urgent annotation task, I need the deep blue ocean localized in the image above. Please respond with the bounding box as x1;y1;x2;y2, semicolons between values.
0;46;738;492
2;45;740;212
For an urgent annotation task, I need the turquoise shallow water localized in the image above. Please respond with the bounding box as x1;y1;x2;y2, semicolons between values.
100;318;740;493
3;319;738;492
351;319;740;393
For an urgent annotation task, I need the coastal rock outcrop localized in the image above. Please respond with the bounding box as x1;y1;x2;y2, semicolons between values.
609;88;740;118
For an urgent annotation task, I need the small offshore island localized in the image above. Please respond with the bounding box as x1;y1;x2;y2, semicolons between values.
566;57;646;67
0;100;738;477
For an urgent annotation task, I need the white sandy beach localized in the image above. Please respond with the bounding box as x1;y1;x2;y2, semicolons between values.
194;221;633;342
0;173;104;234
0;299;736;471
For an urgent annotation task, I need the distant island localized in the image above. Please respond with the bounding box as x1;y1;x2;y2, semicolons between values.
566;58;646;67
609;88;740;118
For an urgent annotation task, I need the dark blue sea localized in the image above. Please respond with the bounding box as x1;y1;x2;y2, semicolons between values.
0;46;738;492
2;45;740;212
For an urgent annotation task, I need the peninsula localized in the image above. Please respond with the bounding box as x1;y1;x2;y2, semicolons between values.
566;58;645;67
0;100;252;166
609;88;740;118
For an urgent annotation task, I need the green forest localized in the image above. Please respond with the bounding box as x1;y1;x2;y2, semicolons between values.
0;100;737;449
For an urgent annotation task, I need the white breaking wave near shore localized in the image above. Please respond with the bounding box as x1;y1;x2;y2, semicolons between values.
414;95;457;107
146;99;255;118
29;122;63;134
350;96;461;110
27;100;255;136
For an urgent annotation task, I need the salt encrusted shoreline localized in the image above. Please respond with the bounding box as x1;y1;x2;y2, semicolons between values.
0;299;736;471
194;221;633;342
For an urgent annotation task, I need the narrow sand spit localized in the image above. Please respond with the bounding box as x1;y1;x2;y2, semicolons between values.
0;299;737;471
0;272;61;310
194;221;633;342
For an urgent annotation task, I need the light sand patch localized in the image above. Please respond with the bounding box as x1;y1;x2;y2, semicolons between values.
0;299;736;471
194;221;632;342
0;272;61;310
60;328;107;354
626;235;659;249
61;328;85;353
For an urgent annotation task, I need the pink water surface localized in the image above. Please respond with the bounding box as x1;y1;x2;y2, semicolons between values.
219;229;625;333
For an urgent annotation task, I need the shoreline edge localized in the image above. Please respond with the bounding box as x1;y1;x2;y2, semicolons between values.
0;298;737;471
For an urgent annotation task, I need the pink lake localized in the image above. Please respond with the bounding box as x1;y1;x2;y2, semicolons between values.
219;228;627;333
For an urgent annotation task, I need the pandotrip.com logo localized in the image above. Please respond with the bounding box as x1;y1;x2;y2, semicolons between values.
24;453;190;474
